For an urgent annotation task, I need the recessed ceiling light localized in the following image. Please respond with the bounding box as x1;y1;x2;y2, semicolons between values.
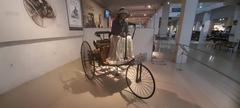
167;2;170;5
147;5;152;9
144;14;147;16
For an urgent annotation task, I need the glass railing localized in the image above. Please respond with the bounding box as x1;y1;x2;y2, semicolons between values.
152;39;240;107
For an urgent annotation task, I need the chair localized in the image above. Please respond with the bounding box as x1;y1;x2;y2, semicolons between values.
224;41;238;53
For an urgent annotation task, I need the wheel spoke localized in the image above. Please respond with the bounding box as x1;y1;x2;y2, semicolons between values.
141;85;149;96
126;64;155;99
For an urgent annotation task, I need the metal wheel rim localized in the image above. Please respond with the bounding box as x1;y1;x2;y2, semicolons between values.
81;41;95;79
126;64;155;99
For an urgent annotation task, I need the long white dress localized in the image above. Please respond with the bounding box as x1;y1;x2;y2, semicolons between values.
107;35;134;64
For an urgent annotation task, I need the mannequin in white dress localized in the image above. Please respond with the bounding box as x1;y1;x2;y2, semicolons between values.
107;8;134;64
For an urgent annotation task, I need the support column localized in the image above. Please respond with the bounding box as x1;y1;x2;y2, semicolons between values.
147;17;154;28
231;5;240;51
175;0;199;63
159;2;170;37
199;12;211;46
153;9;162;35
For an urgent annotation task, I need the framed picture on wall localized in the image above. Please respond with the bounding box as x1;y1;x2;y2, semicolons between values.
65;0;83;30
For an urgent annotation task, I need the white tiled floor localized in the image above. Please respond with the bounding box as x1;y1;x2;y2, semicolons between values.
0;41;239;108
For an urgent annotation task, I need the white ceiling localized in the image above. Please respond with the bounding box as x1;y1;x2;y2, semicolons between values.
92;0;166;24
92;0;239;24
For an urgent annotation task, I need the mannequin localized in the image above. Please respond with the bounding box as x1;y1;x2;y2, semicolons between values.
107;8;134;63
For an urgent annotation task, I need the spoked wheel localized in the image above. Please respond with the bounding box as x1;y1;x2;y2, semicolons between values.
81;41;95;79
126;64;155;99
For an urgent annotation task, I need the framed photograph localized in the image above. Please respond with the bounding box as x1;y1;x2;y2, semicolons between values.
65;0;83;30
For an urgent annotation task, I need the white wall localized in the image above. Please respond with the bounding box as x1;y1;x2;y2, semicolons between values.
0;0;84;94
0;0;83;42
0;38;82;94
133;29;154;60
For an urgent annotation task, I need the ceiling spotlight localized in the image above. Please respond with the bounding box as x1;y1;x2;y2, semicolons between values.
144;14;147;16
147;5;152;9
167;2;170;5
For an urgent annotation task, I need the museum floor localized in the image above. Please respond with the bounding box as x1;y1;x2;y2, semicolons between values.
0;45;239;108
